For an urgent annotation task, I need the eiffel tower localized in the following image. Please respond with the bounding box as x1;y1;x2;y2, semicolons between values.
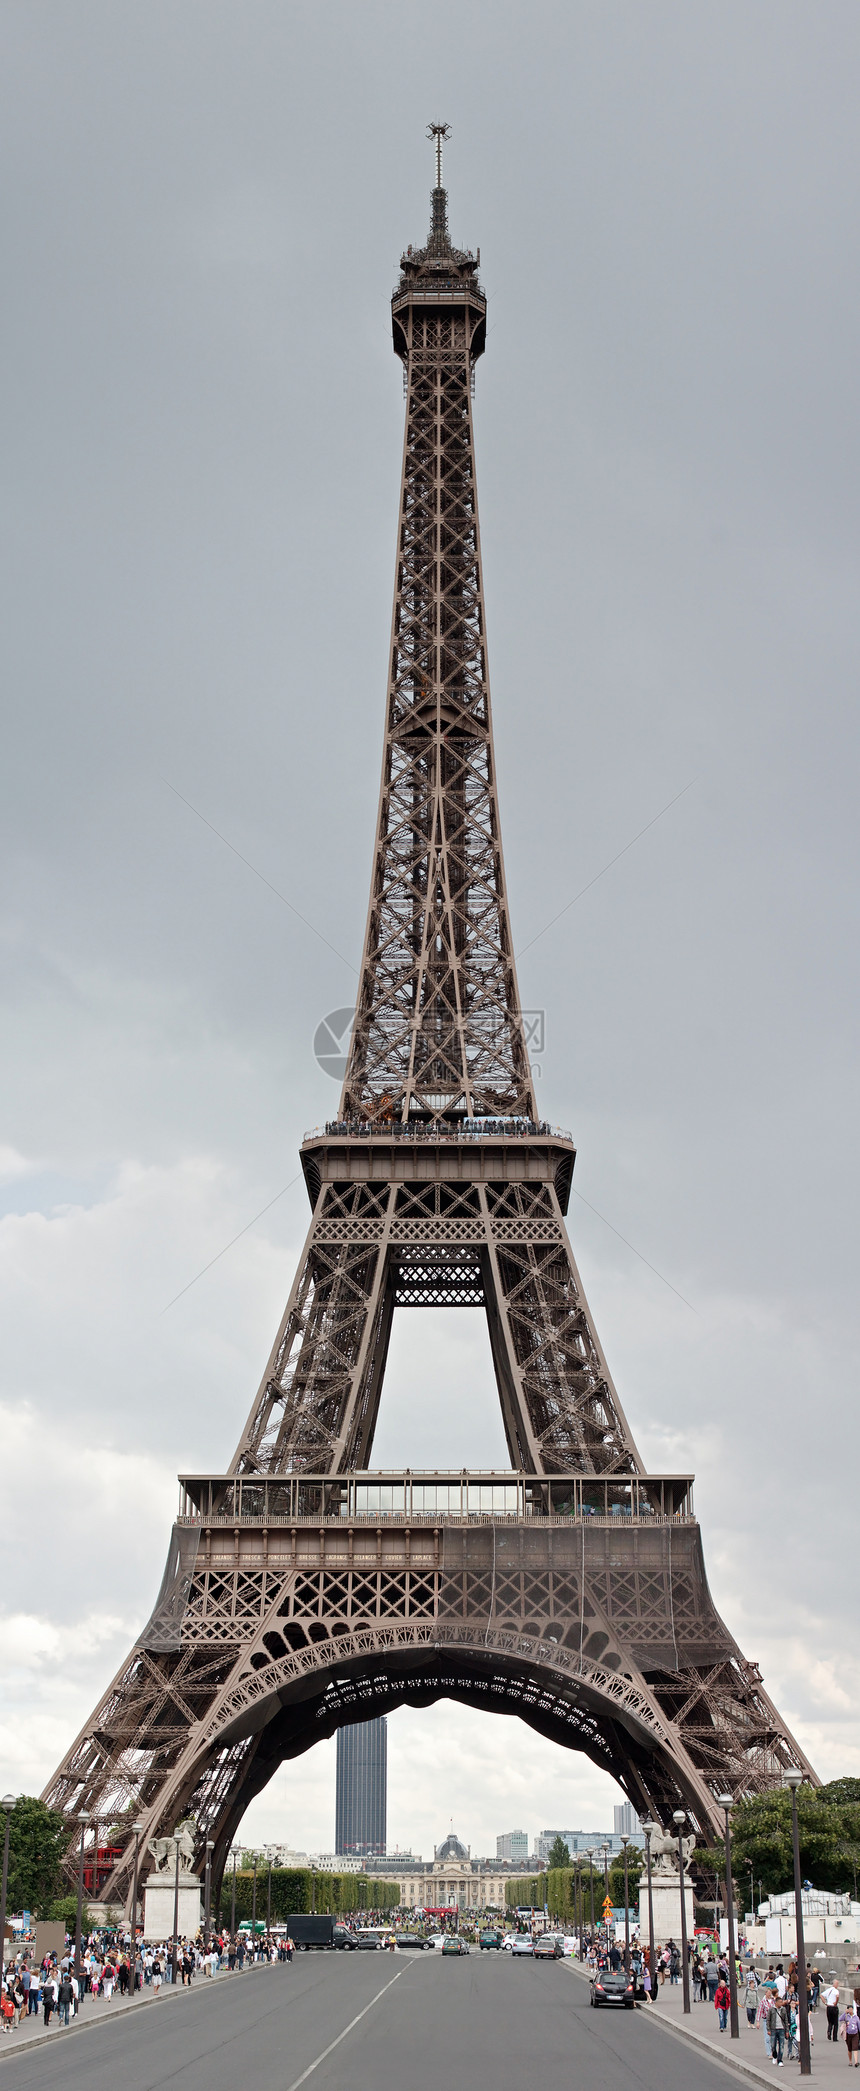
44;128;813;1912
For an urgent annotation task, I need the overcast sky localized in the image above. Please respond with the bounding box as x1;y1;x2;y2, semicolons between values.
2;0;859;1863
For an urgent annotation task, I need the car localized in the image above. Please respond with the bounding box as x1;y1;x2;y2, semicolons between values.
510;1934;534;1957
395;1934;429;1950
356;1934;381;1950
534;1934;563;1959
479;1931;503;1950
590;1970;635;2009
442;1936;469;1955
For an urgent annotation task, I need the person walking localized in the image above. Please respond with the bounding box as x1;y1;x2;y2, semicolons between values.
827;1981;842;2041
744;1967;761;2026
57;1972;74;2028
42;1970;57;2028
767;1994;789;2067
151;1956;163;1994
840;2002;860;2067
715;1977;731;2031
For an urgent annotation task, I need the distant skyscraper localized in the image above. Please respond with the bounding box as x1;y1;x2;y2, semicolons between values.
614;1802;641;1837
496;1830;530;1863
335;1718;387;1855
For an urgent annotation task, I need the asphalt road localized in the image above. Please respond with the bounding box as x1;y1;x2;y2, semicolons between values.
0;1951;738;2091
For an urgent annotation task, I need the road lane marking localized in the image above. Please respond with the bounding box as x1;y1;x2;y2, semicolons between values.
284;1967;408;2091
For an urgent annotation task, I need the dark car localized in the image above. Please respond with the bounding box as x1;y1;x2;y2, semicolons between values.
395;1934;429;1950
479;1931;502;1951
442;1936;469;1955
591;1970;635;2009
332;1926;357;1950
534;1934;563;1960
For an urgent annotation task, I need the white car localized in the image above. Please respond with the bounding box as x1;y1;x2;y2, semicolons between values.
510;1934;535;1957
501;1932;518;1952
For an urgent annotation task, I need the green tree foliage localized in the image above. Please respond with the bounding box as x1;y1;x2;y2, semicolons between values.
608;1848;642;1909
726;1783;860;1898
5;1797;68;1918
546;1836;571;1871
217;1867;399;1924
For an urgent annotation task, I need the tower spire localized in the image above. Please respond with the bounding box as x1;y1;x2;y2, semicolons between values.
426;119;452;253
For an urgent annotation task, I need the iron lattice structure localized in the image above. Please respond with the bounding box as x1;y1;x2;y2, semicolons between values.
43;139;814;1913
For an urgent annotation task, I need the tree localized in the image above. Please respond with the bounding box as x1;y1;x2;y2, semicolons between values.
5;1797;68;1918
608;1848;643;1910
546;1836;571;1871
729;1787;853;1896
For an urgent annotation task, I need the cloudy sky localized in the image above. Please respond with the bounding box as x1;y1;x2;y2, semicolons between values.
2;0;859;1862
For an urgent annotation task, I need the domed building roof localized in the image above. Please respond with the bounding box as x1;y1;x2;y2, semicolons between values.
435;1830;469;1863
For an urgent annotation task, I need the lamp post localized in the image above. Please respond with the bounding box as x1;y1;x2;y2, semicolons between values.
311;1864;316;1916
642;1820;658;2005
252;1853;258;1943
266;1853;272;1934
231;1847;237;1938
784;1771;811;2078
586;1848;595;1937
672;1810;691;2014
0;1795;16;1980
73;1809;90;1986
171;1832;182;1987
601;1843;610;1952
129;1822;144;1985
716;1794;739;2039
204;1840;214;1942
621;1836;630;1966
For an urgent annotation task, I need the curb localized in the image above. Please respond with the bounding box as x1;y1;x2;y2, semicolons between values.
0;1961;268;2066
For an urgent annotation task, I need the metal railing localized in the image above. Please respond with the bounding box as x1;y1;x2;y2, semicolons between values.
178;1469;694;1525
303;1119;573;1145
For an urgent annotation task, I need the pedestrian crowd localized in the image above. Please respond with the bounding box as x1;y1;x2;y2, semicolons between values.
0;1928;294;2040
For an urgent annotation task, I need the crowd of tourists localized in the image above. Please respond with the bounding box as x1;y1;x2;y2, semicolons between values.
0;1929;292;2038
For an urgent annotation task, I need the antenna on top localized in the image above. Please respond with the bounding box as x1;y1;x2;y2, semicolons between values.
427;121;451;190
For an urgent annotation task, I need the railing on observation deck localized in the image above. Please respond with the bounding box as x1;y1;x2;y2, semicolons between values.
303;1119;574;1145
177;1470;694;1525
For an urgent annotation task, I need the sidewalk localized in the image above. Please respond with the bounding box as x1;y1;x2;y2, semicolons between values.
567;1962;845;2086
0;1963;253;2064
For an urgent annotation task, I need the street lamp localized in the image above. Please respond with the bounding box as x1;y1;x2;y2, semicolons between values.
171;1832;182;1987
672;1810;691;2014
0;1795;16;1981
784;1771;811;2078
266;1852;272;1934
231;1847;238;1938
204;1840;214;1941
716;1795;739;2039
252;1853;258;1942
601;1843;610;1951
73;1809;90;1986
585;1848;595;1936
129;1822;144;1986
620;1836;630;1966
642;1820;658;2005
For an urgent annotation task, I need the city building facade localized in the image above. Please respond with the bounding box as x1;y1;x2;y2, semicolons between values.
496;1830;529;1863
335;1717;387;1855
614;1802;641;1837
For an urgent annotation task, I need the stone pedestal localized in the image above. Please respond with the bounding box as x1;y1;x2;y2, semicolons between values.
143;1875;202;1943
638;1875;695;1947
